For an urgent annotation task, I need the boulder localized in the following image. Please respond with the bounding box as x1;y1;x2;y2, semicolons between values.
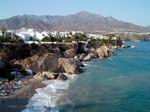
89;48;98;58
83;53;95;61
79;53;86;61
15;53;58;73
74;55;79;60
34;72;67;81
45;72;67;80
69;58;84;67
96;46;112;58
53;47;61;56
58;58;82;74
43;72;57;79
34;72;56;80
64;49;76;58
34;72;45;80
57;73;67;80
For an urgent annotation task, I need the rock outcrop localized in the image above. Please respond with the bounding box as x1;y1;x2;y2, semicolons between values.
80;53;86;61
63;43;79;51
69;58;84;67
57;73;68;80
14;51;84;75
89;48;98;58
15;53;58;73
96;46;113;58
64;48;76;58
52;47;61;56
58;58;82;74
34;72;67;80
83;53;95;61
76;53;86;61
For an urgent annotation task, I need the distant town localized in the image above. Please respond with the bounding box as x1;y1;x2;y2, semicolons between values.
0;27;150;45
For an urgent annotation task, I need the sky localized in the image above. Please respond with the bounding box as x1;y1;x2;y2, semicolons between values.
0;0;150;26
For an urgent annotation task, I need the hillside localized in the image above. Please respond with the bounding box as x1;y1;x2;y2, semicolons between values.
0;11;149;32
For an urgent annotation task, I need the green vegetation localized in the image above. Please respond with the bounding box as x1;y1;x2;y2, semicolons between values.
62;36;73;42
72;33;87;41
93;37;122;47
0;47;9;54
41;33;55;42
0;47;9;60
0;35;12;43
41;33;88;43
0;27;12;43
47;47;53;53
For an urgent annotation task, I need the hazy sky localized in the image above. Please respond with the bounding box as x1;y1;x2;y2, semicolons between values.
0;0;150;26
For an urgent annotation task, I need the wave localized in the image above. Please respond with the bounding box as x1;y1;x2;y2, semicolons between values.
83;62;91;66
22;74;78;112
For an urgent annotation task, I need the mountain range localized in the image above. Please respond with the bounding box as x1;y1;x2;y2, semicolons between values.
0;11;149;32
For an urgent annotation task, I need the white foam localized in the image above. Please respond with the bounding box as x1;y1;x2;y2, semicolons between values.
83;62;90;66
22;74;78;112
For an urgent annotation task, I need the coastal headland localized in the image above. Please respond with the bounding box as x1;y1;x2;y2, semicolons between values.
0;32;124;111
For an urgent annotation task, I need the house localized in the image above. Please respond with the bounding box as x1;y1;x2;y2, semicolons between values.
87;33;109;40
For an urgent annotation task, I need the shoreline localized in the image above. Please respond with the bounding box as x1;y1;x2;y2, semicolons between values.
22;73;79;112
0;47;118;112
0;79;45;112
0;41;124;111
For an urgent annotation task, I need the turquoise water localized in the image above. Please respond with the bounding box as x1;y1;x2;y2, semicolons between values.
59;42;150;112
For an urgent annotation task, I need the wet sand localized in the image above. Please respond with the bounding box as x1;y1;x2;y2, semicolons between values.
0;80;45;112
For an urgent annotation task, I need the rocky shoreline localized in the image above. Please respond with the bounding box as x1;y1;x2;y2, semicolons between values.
0;40;122;99
0;40;124;112
14;45;116;80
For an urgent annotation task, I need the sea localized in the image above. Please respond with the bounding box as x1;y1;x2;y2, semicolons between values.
22;42;150;112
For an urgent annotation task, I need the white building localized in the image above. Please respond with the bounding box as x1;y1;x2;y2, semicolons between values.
12;28;86;44
16;28;49;43
87;34;109;40
49;31;84;38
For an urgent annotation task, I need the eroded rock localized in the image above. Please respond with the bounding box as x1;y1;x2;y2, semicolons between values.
83;53;95;61
64;49;76;58
34;72;67;81
96;46;112;58
58;58;82;74
15;53;58;73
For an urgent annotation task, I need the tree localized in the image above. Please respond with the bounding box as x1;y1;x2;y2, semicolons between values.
72;33;87;42
41;33;56;42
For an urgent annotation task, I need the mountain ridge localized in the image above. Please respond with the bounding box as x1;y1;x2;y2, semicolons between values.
0;11;149;32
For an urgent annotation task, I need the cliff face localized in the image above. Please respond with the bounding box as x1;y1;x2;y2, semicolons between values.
0;44;49;61
14;53;83;75
13;44;114;74
1;43;80;61
96;46;111;58
58;58;83;74
15;44;111;74
0;41;116;80
14;53;59;73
